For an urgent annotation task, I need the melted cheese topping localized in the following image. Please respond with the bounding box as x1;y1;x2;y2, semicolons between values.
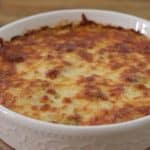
0;16;150;125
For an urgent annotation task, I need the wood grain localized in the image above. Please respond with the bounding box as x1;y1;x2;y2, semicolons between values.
0;0;149;149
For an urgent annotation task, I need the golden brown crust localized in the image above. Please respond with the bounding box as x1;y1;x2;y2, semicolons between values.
0;16;149;125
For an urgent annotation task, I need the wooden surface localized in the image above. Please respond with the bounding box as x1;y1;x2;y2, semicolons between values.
0;0;150;25
0;140;14;150
0;0;149;149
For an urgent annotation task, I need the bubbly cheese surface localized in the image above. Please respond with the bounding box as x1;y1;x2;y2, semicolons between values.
0;16;150;125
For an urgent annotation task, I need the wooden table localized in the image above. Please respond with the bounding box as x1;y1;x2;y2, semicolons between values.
0;140;14;150
0;0;150;25
0;0;149;149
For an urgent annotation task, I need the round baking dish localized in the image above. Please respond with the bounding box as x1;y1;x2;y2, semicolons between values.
0;9;149;150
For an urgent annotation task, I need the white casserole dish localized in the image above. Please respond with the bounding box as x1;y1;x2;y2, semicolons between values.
0;9;150;150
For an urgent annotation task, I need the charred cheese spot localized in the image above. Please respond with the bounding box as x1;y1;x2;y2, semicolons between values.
46;69;60;79
63;97;72;104
0;16;150;125
77;50;93;62
2;44;26;63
